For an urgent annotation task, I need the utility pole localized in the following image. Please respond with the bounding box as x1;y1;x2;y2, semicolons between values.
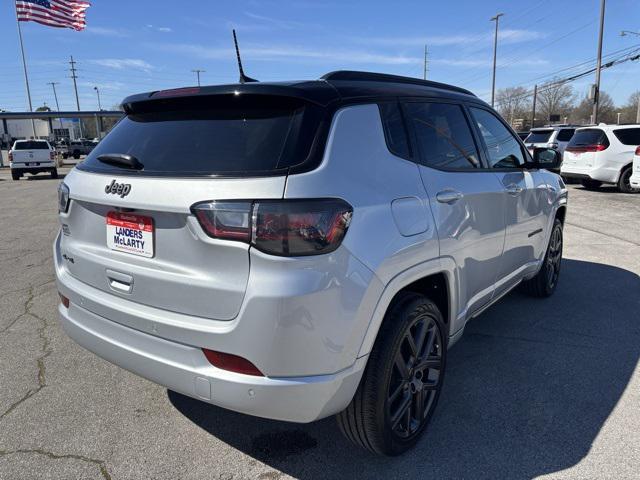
192;69;205;86
47;81;64;136
636;95;640;123
69;55;83;138
423;45;429;80
531;84;538;129
592;0;606;124
490;13;504;108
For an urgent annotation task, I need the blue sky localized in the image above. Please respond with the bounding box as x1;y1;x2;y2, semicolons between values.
1;0;639;111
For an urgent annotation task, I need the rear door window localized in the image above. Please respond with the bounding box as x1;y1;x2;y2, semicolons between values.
79;94;321;176
556;129;575;142
14;141;49;150
613;128;640;145
525;130;553;143
403;102;480;170
379;102;411;159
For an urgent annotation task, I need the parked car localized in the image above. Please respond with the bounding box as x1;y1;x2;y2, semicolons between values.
9;139;58;180
631;146;640;190
561;124;640;193
54;71;567;455
62;139;97;159
524;125;578;171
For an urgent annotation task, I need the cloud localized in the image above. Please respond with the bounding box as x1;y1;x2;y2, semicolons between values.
243;12;306;29
85;26;129;38
146;24;173;33
89;58;155;72
78;81;126;91
353;29;545;48
150;43;422;65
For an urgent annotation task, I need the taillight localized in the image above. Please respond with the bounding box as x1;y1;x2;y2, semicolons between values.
192;199;353;256
50;151;55;160
58;183;70;213
635;146;640;156
202;349;263;376
566;144;608;153
8;152;12;162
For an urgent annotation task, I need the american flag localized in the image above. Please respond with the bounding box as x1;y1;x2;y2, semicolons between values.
16;0;90;31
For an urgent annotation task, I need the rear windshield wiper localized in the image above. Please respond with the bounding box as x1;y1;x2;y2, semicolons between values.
97;153;144;170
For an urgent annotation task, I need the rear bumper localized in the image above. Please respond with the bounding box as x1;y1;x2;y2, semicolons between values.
58;301;367;422
560;164;619;184
11;162;56;173
54;231;378;422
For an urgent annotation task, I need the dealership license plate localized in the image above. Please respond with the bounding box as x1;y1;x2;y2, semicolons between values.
106;212;154;258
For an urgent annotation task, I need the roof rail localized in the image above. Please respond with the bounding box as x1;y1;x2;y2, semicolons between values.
321;70;476;97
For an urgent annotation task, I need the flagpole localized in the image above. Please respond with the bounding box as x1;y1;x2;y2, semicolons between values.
15;3;37;138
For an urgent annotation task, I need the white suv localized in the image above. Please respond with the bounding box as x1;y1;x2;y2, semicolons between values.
524;125;577;162
561;124;640;193
54;71;567;455
631;147;640;189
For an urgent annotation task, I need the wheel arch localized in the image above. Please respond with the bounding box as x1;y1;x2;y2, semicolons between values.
357;259;456;358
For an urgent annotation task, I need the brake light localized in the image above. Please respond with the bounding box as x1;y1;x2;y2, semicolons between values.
635;146;640;156
153;87;200;98
566;144;608;153
50;151;55;160
202;349;263;376
192;199;353;256
8;152;12;162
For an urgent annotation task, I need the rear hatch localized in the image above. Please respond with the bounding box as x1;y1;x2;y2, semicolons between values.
59;88;329;320
524;129;554;154
11;140;51;164
563;128;609;168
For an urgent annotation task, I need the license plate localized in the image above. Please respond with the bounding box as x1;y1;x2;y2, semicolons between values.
106;212;154;258
26;162;40;166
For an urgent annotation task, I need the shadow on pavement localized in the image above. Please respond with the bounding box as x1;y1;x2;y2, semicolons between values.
169;259;640;479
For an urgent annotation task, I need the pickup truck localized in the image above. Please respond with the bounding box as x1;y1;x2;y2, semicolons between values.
9;140;58;180
60;139;98;159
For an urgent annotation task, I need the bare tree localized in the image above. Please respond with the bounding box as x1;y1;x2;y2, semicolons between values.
537;79;575;123
495;86;531;126
572;91;616;124
617;91;640;124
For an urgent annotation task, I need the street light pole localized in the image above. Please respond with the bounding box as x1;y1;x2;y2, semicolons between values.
47;81;64;136
490;13;504;108
592;0;606;124
93;86;102;110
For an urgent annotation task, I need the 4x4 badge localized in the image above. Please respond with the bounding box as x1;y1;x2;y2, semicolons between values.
105;180;131;198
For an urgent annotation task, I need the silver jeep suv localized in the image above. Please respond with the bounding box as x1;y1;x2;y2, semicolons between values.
54;71;568;456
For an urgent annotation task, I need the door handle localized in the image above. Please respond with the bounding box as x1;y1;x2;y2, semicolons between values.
505;183;523;196
436;190;464;204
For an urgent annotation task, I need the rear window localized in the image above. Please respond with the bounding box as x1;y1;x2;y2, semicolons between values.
613;128;640;146
14;141;49;150
568;129;609;147
79;94;322;176
525;130;553;143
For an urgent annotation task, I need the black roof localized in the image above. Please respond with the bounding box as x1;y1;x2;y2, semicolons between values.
121;70;480;112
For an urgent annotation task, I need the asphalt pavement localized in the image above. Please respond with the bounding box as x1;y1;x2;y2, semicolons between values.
0;167;639;479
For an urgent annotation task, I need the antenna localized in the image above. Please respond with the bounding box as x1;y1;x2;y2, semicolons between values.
232;29;258;83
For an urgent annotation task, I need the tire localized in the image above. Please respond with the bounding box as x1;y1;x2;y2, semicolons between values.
50;168;58;179
337;292;446;456
520;218;563;298
11;170;20;181
617;166;639;194
581;179;602;190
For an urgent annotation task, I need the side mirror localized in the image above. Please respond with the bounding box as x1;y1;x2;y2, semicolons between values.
532;147;561;170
